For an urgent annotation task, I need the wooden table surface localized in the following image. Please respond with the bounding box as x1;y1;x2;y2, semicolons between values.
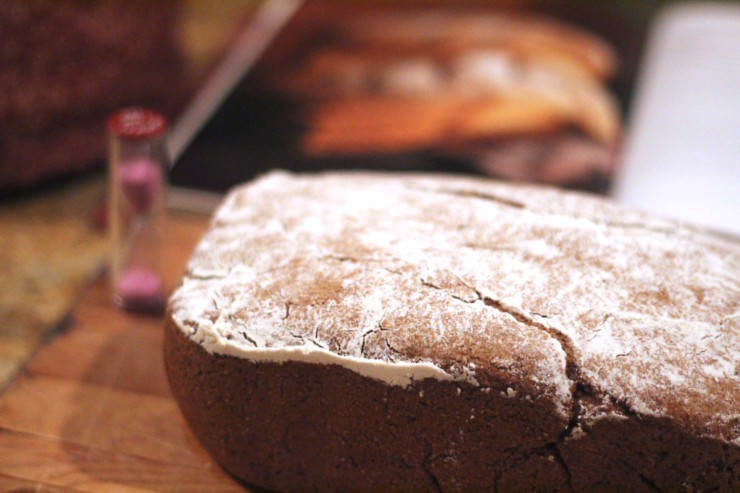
0;212;252;492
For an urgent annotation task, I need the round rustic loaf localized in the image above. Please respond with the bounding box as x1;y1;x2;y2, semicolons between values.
165;171;740;492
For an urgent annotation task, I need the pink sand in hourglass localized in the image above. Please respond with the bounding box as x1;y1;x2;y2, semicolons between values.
117;266;164;313
119;158;162;213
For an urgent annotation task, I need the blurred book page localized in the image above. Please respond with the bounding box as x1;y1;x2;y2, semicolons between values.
613;3;740;236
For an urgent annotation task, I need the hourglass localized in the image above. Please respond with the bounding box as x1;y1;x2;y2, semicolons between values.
107;108;168;313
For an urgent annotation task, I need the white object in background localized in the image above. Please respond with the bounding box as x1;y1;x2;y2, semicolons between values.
613;3;740;237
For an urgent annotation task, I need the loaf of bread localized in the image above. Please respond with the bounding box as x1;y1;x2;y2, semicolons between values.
165;171;740;492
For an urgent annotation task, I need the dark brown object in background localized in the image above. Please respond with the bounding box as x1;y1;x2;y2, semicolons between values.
444;132;616;191
0;0;191;191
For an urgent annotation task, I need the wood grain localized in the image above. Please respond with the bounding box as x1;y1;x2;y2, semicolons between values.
27;321;170;397
0;428;243;493
0;375;205;467
0;471;87;492
0;212;254;492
